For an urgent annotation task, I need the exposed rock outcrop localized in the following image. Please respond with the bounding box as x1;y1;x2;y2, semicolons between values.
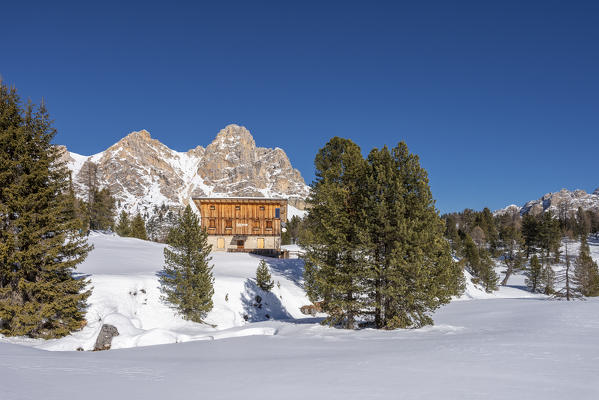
495;188;599;216
59;124;310;222
93;324;119;351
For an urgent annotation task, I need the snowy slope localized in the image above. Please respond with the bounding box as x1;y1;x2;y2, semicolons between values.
2;234;599;399
0;232;555;352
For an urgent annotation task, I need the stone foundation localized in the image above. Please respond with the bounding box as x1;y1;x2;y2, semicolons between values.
207;235;280;252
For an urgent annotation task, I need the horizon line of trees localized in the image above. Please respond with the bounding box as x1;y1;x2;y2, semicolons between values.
443;205;599;299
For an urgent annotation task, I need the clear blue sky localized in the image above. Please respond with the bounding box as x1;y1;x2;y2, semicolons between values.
2;1;597;213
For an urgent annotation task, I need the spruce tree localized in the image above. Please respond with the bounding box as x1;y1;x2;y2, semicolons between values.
369;142;462;328
301;137;369;328
159;205;214;323
115;210;130;237
478;249;499;292
0;82;91;338
572;237;599;297
129;213;147;240
303;139;462;329
256;259;275;292
526;255;542;292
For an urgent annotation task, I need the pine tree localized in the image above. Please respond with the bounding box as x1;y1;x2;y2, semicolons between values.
89;188;115;230
554;239;580;300
374;142;463;328
129;213;147;240
301;137;370;328
572;237;599;297
526;255;542;292
478;249;499;292
0;82;91;338
159;205;214;323
303;139;462;330
115;210;130;237
256;259;275;291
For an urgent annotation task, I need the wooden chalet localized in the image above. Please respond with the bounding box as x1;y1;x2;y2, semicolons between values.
192;197;288;253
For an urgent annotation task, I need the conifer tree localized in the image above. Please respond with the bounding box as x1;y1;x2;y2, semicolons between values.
554;239;580;300
256;259;275;292
373;142;462;328
303;139;462;329
572;237;599;297
159;205;214;323
0;82;91;338
302;137;369;328
115;210;131;237
129;213;147;240
89;188;115;230
477;249;499;292
526;255;542;292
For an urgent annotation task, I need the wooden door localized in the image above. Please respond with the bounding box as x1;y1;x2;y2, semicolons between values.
237;240;244;249
257;238;264;249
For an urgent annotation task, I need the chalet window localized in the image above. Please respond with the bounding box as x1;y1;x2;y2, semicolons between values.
260;206;265;211
225;219;232;229
266;220;273;230
253;219;260;229
235;206;240;210
275;208;280;219
209;218;216;228
210;205;215;210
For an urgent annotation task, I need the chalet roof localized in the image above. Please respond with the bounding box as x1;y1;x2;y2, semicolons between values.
192;197;288;204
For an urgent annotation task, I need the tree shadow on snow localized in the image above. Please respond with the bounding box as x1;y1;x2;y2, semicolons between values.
241;278;294;323
250;255;305;287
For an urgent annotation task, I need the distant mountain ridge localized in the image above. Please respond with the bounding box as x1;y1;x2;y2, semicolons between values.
495;188;599;216
58;124;310;218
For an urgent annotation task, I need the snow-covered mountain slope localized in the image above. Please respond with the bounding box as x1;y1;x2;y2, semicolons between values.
2;233;599;399
495;187;599;216
0;232;557;353
0;232;310;351
58;124;310;217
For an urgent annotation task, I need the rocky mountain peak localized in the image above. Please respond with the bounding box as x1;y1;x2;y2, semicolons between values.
495;187;599;216
210;124;256;150
61;124;310;237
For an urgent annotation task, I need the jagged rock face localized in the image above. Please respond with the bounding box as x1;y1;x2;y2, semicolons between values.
495;188;599;216
197;125;308;200
60;125;309;217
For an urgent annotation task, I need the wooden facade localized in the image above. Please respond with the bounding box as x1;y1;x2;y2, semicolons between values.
192;197;288;252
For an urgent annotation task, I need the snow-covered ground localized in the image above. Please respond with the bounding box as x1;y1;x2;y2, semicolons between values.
1;234;599;399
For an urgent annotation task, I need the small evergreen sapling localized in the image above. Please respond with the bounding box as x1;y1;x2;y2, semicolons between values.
159;205;214;323
115;210;130;237
256;259;275;292
129;213;148;240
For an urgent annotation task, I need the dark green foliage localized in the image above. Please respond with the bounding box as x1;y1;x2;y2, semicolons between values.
281;215;304;245
462;235;498;292
572;237;599;297
0;82;91;338
302;138;462;329
146;204;180;242
302;137;368;328
115;210;130;237
521;214;539;257
159;205;214;323
255;259;274;292
129;213;147;240
526;255;542;292
88;188;115;230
